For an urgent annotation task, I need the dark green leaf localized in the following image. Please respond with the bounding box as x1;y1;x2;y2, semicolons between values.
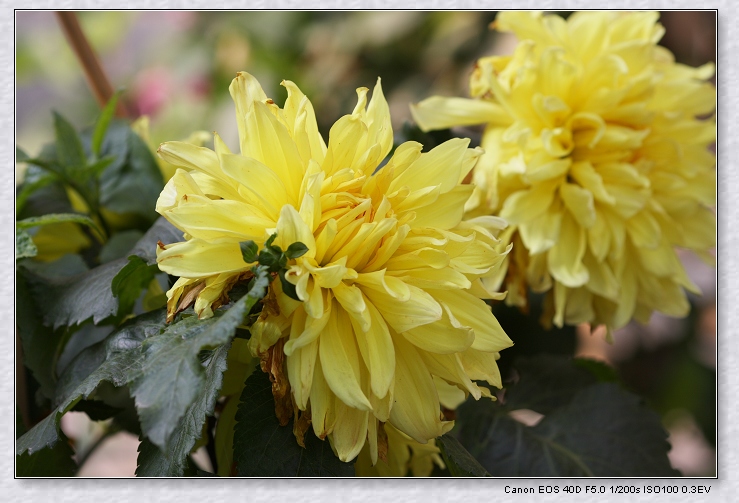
71;399;124;422
17;309;163;456
502;355;601;415
436;434;490;477
15;173;56;214
17;212;103;239
264;233;277;248
240;240;258;264
99;229;144;263
53;111;85;170
16;229;37;259
111;255;160;317
131;267;269;451
16;434;77;477
92;91;121;158
24;219;182;329
27;257;126;329
456;383;678;477
85;155;115;178
233;368;354;476
130;217;183;264
285;241;308;259
278;270;301;301
16;179;74;220
258;250;280;270
98;121;163;221
574;357;620;383
16;267;66;398
135;343;230;476
22;253;88;279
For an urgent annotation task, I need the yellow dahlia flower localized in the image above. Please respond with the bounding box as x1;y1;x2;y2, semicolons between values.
412;11;716;335
355;422;444;477
154;72;513;462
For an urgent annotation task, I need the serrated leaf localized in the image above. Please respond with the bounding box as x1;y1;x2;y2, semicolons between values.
16;310;164;456
457;383;678;477
436;434;490;477
16;229;37;259
233;368;354;476
17;213;103;240
16;268;66;399
502;355;601;414
130;217;183;264
135;343;230;476
131;267;269;451
92;91;121;158
53;111;86;170
100;230;144;263
111;256;160;317
24;218;183;329
26;257;126;329
16;434;77;477
98;121;163;220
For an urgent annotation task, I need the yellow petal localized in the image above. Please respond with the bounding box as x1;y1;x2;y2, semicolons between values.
547;212;589;287
411;96;511;132
319;303;372;411
351;299;395;398
157;239;245;278
362;283;442;333
331;400;369;462
389;335;449;443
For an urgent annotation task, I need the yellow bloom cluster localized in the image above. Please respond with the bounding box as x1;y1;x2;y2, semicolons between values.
155;72;513;462
412;11;716;334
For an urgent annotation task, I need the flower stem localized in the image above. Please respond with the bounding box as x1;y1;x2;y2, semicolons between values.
55;12;128;117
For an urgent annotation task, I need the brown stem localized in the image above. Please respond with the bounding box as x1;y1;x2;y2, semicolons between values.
55;12;128;117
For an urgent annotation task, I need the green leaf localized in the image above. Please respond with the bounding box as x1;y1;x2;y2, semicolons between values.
16;229;37;259
16;267;66;398
233;368;354;476
130;217;184;264
85;155;115;178
26;257;126;329
502;355;601;414
16;145;30;163
98;121;163;221
135;343;230;476
16;177;74;220
456;382;679;476
16;309;164;456
53;111;86;170
239;240;258;264
278;270;300;301
91;91;121;158
574;357;621;383
285;241;308;259
24;217;183;329
15;173;56;214
436;434;490;477
131;267;270;451
16;434;77;477
99;229;144;263
17;213;104;240
111;256;160;317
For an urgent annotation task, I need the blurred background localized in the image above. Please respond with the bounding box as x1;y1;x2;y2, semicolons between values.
15;10;716;477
